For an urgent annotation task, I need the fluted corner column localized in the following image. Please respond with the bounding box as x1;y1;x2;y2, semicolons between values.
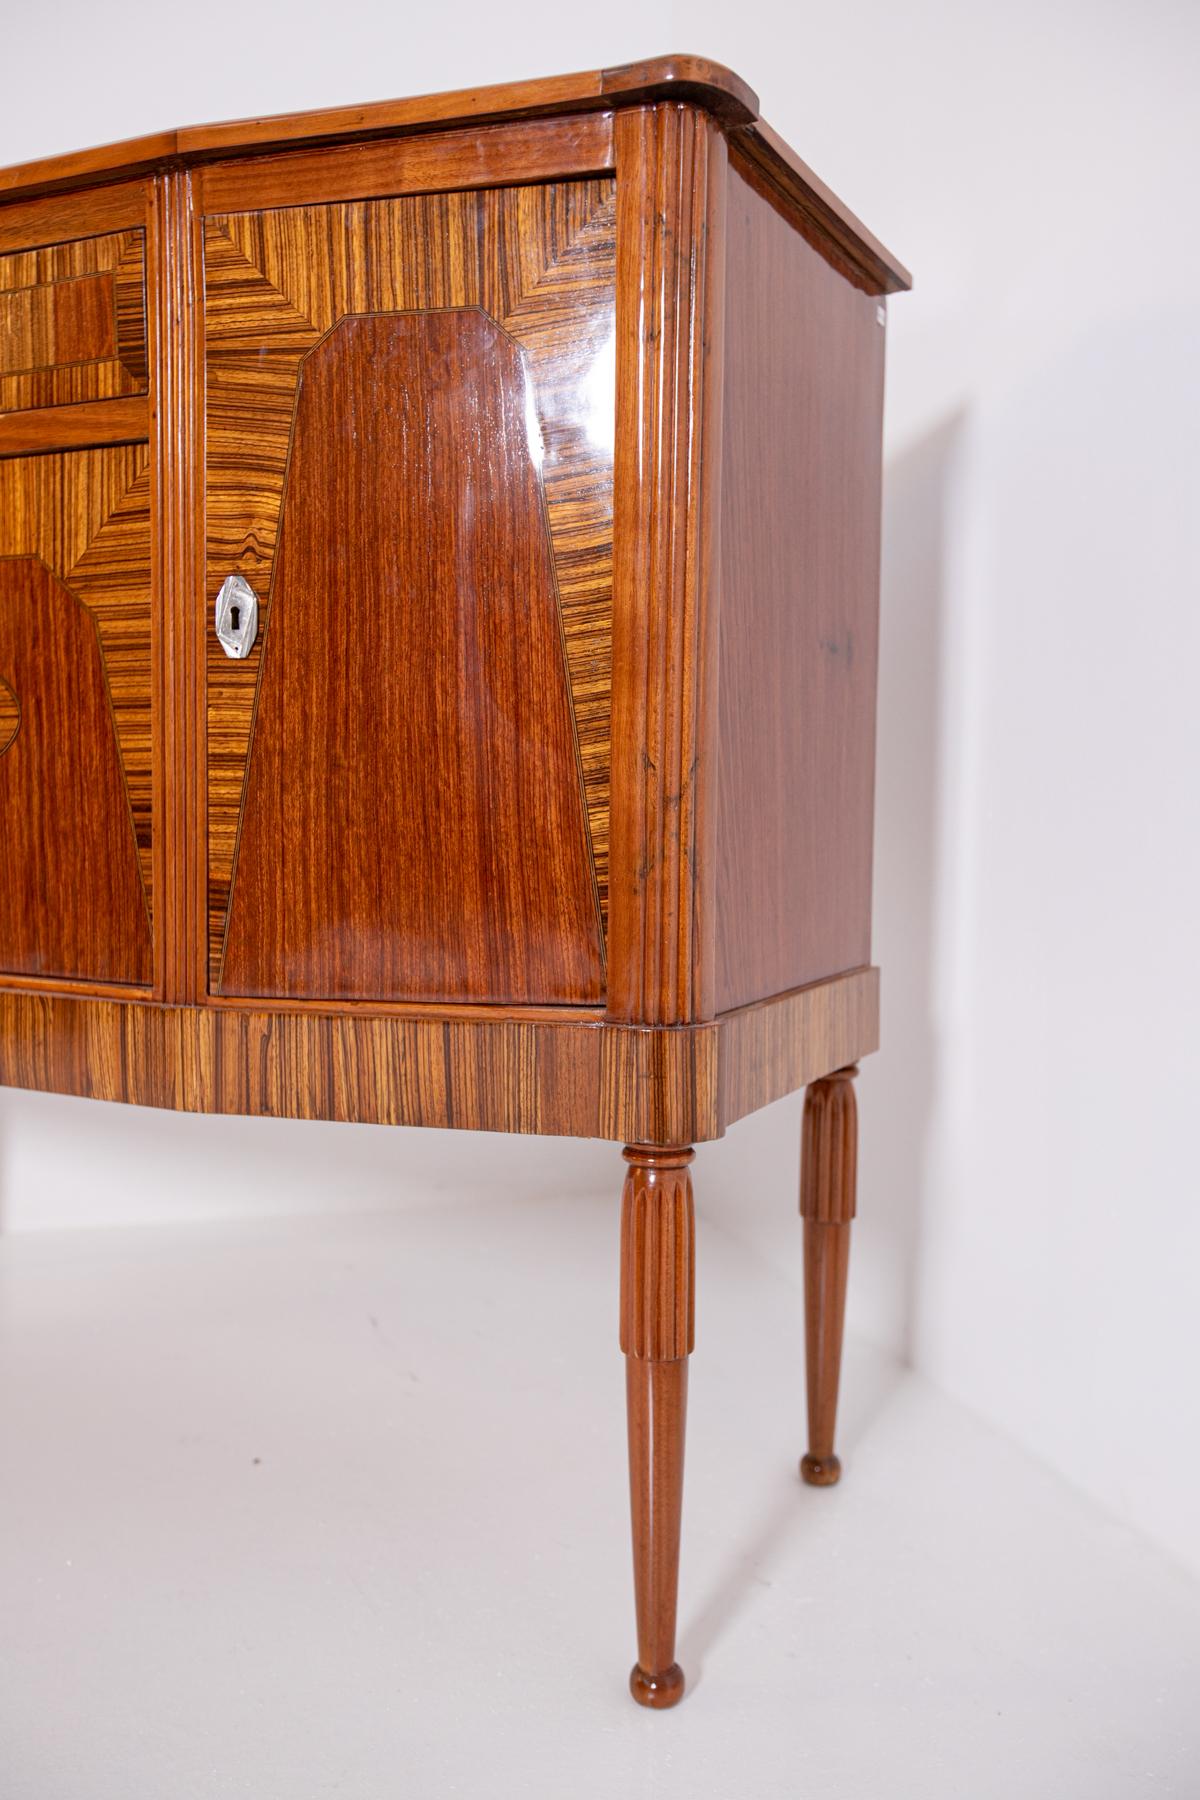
799;1066;858;1487
619;1144;695;1709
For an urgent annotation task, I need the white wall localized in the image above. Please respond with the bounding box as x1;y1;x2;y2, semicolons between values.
2;0;1198;1576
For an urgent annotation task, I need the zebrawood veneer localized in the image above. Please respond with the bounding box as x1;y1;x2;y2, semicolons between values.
0;56;908;1710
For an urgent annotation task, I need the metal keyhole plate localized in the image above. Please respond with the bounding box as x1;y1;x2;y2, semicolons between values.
215;574;259;659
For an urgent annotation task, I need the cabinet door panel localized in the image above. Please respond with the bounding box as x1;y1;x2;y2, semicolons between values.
221;309;604;1004
0;555;151;984
0;441;154;985
0;201;155;991
204;176;615;1004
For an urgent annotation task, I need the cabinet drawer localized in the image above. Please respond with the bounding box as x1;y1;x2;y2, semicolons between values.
0;228;147;414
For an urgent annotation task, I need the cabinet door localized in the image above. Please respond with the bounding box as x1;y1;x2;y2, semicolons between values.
0;199;154;988
202;150;615;1005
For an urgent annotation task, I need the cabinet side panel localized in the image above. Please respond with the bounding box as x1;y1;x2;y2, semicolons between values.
715;158;885;1014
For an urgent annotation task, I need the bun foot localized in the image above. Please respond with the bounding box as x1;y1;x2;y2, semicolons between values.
629;1662;686;1709
800;1452;842;1487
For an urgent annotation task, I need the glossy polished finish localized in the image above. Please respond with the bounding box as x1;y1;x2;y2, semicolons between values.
221;310;604;1004
0;56;912;299
194;111;615;215
0;394;150;457
716;162;884;1013
620;1146;695;1707
0;558;151;984
731;119;910;296
0;60;908;1709
0;675;18;753
202;172;616;985
628;1653;686;1710
0;442;155;927
799;1066;859;1486
0;57;755;203
0;227;147;413
609;104;725;1026
213;573;257;661
0;967;876;1140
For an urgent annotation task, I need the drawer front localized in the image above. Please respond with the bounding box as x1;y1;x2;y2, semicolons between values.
0;200;154;989
0;228;147;413
203;166;615;1005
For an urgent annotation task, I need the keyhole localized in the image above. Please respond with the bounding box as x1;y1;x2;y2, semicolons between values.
230;605;241;632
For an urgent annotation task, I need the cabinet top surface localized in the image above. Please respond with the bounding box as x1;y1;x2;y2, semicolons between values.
0;53;910;292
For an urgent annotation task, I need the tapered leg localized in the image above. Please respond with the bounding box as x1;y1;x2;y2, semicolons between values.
799;1066;858;1487
620;1145;695;1709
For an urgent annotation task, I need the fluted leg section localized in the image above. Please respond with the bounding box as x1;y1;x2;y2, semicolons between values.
799;1066;858;1487
620;1145;695;1709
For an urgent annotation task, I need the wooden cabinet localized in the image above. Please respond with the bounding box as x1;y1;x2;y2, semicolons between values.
0;57;908;1707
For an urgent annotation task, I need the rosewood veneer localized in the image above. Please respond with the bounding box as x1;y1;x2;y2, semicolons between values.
0;55;909;1707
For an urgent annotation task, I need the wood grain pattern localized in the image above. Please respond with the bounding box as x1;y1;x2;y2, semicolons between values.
728;129;911;295
0;183;150;256
113;232;150;383
195;112;614;216
715;965;878;1126
203;175;616;985
799;1064;859;1226
799;1065;858;1486
715;157;885;1014
220;309;604;1005
0;74;908;1717
0;229;147;413
0;558;151;983
608;104;726;1027
0;674;18;752
624;1358;688;1708
0;138;177;206
620;1145;696;1360
0;57;754;203
600;56;756;120
182;57;752;172
620;1144;695;1708
0;396;150;456
0;273;115;373
0;442;155;914
800;1219;852;1487
156;166;205;1006
0;64;906;319
0;968;877;1142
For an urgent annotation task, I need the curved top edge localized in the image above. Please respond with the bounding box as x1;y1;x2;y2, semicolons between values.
599;54;760;120
0;54;908;293
0;54;759;204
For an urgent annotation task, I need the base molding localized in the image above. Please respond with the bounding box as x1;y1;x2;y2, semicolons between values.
0;968;877;1144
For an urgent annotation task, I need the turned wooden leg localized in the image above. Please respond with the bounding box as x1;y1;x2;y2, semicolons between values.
799;1066;858;1487
620;1144;695;1710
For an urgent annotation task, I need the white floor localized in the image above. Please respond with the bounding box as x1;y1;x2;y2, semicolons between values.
0;1194;1197;1800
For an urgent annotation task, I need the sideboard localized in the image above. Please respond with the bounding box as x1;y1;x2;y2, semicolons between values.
0;55;909;1707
